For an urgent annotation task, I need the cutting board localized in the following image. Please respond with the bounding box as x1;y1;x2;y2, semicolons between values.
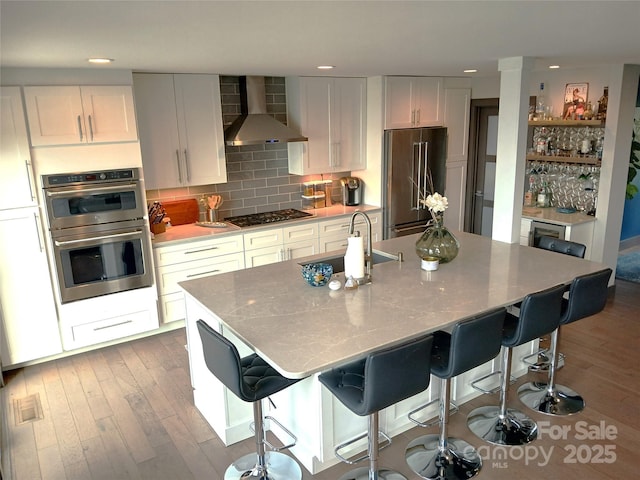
162;199;200;225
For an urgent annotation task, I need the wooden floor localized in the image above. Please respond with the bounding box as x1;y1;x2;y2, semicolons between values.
1;279;638;480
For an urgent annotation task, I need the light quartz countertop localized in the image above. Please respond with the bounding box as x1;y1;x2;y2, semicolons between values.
151;204;381;246
179;231;606;379
522;207;596;226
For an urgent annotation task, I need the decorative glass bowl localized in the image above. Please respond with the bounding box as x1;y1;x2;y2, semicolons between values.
301;263;333;287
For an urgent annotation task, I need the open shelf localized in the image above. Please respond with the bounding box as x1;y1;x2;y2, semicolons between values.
526;154;601;165
528;119;603;127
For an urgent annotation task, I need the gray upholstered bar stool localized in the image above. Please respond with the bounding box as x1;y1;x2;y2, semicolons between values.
197;319;304;480
467;284;565;446
405;308;505;480
518;268;612;416
318;334;434;480
525;236;587;373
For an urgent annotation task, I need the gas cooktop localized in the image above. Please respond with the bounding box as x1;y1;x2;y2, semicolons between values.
224;209;314;227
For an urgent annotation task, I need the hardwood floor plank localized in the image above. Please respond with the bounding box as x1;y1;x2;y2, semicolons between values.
159;414;217;479
42;377;85;467
98;377;156;464
8;424;41;480
81;435;119;480
117;343;176;421
37;444;67;480
95;416;143;480
123;390;172;448
71;354;112;421
56;357;100;441
136;438;195;480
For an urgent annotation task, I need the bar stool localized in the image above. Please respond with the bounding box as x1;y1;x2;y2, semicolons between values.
525;236;587;373
518;268;612;416
467;284;565;446
197;319;304;480
318;334;434;480
405;308;505;480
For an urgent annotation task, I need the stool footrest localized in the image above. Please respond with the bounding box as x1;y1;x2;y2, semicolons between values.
523;350;565;372
407;398;458;427
249;415;298;452
334;431;391;465
470;370;515;395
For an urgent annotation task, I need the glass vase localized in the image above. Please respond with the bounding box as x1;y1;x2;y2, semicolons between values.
415;217;460;265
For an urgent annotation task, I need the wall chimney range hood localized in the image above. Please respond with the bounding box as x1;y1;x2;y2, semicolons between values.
224;76;307;146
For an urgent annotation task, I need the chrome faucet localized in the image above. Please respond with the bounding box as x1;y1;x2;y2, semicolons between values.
348;211;372;284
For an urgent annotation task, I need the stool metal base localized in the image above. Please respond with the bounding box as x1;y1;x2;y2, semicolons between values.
224;451;302;480
467;406;538;446
518;381;585;416
338;466;407;480
405;434;482;480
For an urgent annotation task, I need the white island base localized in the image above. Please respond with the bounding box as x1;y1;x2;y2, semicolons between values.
184;294;536;475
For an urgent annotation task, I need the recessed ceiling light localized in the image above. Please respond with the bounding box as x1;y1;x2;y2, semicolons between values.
317;65;335;70
464;69;478;73
549;65;560;69
88;58;114;64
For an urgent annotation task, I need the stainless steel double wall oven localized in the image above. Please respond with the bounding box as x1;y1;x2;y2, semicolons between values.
42;168;154;303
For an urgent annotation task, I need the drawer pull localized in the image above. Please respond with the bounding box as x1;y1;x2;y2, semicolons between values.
187;269;220;278
93;319;133;331
185;246;220;254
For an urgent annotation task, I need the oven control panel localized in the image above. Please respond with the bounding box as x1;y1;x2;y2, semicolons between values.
43;168;139;187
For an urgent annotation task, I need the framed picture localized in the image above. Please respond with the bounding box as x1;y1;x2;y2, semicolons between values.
563;83;589;119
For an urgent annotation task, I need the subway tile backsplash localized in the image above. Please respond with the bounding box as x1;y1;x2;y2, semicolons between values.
145;75;345;221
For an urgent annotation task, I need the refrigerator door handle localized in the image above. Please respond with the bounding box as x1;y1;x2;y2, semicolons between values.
422;141;430;196
412;142;421;210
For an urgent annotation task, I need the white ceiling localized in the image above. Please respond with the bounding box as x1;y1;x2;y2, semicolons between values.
2;1;640;78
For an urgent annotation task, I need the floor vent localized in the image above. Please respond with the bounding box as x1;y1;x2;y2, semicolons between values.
14;393;43;425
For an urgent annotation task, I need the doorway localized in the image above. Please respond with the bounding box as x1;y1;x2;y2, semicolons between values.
465;99;499;236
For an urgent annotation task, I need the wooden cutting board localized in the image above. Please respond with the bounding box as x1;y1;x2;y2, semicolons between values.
162;199;200;225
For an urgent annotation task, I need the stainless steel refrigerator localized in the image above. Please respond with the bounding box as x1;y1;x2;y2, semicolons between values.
383;127;447;238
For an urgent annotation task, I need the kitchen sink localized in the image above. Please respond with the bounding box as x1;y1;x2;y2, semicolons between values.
299;250;401;274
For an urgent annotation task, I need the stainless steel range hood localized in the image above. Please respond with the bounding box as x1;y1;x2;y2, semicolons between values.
224;76;307;146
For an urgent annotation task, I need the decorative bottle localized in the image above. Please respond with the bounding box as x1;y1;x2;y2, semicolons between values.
597;87;608;121
535;83;546;119
524;176;537;207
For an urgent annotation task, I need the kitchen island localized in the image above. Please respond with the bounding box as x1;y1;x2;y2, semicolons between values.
180;231;606;474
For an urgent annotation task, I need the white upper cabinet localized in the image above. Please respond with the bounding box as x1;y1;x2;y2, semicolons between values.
133;74;227;190
286;77;366;175
0;87;37;209
24;85;138;146
385;76;444;129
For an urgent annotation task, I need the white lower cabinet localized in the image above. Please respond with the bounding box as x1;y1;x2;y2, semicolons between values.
244;223;319;268
318;211;382;253
0;207;62;366
185;298;253;445
154;234;245;324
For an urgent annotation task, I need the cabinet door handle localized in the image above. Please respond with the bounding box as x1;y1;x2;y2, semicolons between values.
33;212;44;252
175;150;183;183
88;115;94;142
416;109;421;126
77;115;84;142
184;149;191;182
24;160;36;202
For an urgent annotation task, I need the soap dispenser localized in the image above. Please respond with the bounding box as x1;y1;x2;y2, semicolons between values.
344;231;365;280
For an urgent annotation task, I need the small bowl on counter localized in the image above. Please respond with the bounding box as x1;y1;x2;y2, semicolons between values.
301;263;333;287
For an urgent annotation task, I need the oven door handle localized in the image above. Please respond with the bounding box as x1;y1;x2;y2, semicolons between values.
54;229;143;246
45;183;139;196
